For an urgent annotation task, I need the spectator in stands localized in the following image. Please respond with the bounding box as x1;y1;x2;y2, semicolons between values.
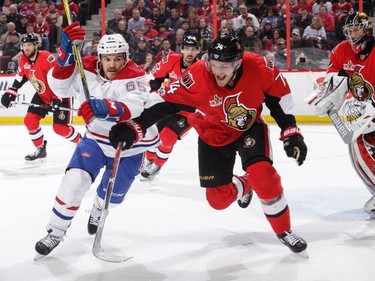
177;0;189;19
138;0;152;19
197;17;213;51
332;0;353;23
107;9;124;33
222;18;236;37
1;0;12;16
292;0;313;15
221;7;235;29
0;22;20;49
302;15;327;49
57;0;79;25
6;4;20;24
33;13;49;51
197;0;212;17
150;5;166;29
261;6;278;29
272;0;286;16
46;2;63;53
117;19;136;50
265;28;283;52
274;38;287;69
290;28;303;49
0;13;7;35
171;29;184;53
0;31;20;59
159;1;171;21
234;5;260;32
82;31;101;56
155;37;175;62
128;8;146;34
143;18;158;40
312;0;333;15
16;13;28;34
122;0;134;21
140;52;156;73
295;7;313;31
157;23;170;39
250;0;268;23
40;0;49;17
317;4;337;49
239;26;263;52
131;36;149;65
149;36;162;55
165;7;184;32
20;0;37;15
237;16;259;38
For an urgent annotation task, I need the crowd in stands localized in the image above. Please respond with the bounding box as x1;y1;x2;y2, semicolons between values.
0;0;374;73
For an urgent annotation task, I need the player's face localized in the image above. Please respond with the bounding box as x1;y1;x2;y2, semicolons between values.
181;46;199;66
208;60;238;87
346;25;365;44
100;53;127;80
22;42;37;58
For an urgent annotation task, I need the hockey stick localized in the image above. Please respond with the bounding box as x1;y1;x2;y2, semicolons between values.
62;0;90;100
11;101;77;112
92;142;133;263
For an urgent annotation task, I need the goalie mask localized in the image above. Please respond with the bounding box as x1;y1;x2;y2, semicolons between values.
343;12;373;54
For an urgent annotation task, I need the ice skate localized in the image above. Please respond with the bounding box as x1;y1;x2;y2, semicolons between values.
87;204;102;235
364;196;375;218
140;162;161;181
25;140;47;164
34;228;63;259
238;189;253;208
277;230;308;256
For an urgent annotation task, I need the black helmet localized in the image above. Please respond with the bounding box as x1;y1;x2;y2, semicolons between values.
182;35;199;49
208;34;244;62
21;33;39;44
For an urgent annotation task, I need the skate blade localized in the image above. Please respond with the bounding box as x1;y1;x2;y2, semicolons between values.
139;176;156;182
25;158;47;165
34;252;46;261
295;249;309;259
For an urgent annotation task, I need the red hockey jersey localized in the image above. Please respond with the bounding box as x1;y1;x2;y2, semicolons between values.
17;51;58;104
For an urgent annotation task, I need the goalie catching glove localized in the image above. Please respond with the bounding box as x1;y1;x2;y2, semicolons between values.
109;120;145;150
77;98;130;124
1;87;18;108
281;126;307;166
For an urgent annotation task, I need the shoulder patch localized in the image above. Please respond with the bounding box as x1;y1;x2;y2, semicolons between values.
181;71;195;89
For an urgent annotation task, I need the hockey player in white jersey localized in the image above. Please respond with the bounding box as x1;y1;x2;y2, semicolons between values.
34;22;159;256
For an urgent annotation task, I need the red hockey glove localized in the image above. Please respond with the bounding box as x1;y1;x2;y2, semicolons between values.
109;120;145;150
77;98;130;124
280;126;307;166
1;87;18;108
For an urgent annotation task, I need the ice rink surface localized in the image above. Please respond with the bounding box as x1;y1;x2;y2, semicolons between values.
0;124;374;281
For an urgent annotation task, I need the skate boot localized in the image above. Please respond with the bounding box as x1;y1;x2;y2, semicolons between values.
233;175;253;208
87;204;102;235
364;196;375;218
25;140;47;163
35;228;64;257
140;163;161;181
277;230;308;253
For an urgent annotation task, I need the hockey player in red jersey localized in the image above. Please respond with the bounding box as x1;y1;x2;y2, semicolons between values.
109;34;308;254
140;35;199;180
308;12;375;218
34;23;159;257
1;33;81;163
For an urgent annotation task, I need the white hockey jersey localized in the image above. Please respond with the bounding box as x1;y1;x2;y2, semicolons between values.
47;56;160;157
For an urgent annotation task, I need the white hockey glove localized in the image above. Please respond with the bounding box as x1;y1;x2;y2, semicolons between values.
306;75;348;116
342;99;375;136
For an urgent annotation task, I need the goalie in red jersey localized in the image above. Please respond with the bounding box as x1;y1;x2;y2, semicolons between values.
107;34;309;254
308;12;375;218
1;33;81;163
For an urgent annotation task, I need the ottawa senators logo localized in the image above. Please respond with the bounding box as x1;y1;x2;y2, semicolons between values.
222;93;256;130
350;72;374;101
29;70;46;94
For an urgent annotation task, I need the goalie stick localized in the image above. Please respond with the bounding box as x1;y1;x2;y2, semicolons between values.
11;101;77;112
92;141;133;263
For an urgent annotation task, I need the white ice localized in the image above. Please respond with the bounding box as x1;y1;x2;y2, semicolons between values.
0;124;374;281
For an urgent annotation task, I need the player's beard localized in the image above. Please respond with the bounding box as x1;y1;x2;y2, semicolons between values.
23;48;37;59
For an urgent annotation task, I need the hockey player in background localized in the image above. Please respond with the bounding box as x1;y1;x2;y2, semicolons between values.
140;35;199;180
1;33;81;163
109;34;309;254
308;12;375;218
34;23;159;257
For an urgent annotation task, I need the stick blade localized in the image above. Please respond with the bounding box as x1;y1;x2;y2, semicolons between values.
92;246;133;263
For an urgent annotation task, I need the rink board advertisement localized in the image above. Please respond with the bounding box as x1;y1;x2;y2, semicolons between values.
0;71;329;124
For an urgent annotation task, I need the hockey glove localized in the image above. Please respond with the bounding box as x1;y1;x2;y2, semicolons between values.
281;126;307;166
1;87;18;108
77;98;129;124
51;97;62;112
58;21;86;67
109;120;145;150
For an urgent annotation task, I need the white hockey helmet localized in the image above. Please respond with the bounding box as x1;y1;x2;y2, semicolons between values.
97;33;129;58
